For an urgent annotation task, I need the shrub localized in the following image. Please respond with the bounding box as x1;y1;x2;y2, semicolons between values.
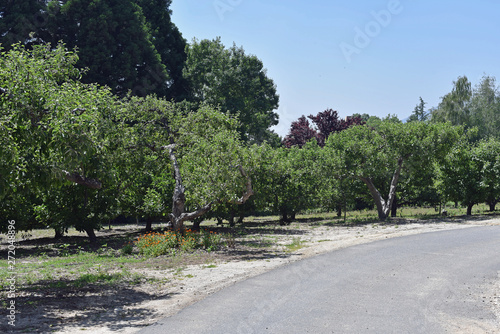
120;242;134;255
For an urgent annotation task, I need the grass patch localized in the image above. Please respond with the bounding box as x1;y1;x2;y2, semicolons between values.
0;249;144;290
285;237;307;252
74;272;123;287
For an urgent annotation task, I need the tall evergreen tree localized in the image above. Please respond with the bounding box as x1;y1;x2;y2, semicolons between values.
408;97;428;122
47;0;169;97
0;0;48;48
136;0;189;100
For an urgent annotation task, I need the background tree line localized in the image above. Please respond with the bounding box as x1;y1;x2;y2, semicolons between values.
0;0;280;143
1;1;499;241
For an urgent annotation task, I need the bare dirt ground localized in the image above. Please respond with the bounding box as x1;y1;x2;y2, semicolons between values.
3;216;500;333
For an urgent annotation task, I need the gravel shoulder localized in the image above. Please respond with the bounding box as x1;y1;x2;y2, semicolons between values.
52;216;500;334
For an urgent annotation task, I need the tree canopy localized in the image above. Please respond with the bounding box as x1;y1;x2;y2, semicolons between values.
183;37;280;143
47;0;169;97
0;0;48;48
408;97;429;123
325;122;461;219
431;75;500;140
283;109;365;148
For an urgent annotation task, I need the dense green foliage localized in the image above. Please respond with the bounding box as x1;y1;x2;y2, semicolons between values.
0;43;120;237
436;138;500;215
0;44;257;238
135;0;189;100
46;0;169;97
324;122;462;219
252;142;321;224
0;0;47;48
431;75;500;140
1;11;499;242
1;0;187;98
183;37;280;143
0;2;281;142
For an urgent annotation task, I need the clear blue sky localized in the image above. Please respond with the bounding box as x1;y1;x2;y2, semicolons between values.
171;0;500;137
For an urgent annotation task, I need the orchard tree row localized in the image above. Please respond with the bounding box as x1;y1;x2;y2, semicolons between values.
2;45;500;242
0;44;256;240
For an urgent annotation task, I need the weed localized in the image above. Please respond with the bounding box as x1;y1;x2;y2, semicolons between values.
285;237;306;252
121;243;133;255
57;243;71;257
73;272;121;287
224;233;236;248
173;267;184;275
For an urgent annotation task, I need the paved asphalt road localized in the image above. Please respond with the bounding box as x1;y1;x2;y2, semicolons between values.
139;226;500;333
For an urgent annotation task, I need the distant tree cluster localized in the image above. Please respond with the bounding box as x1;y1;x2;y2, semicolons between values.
430;75;500;140
283;109;364;147
278;75;500;221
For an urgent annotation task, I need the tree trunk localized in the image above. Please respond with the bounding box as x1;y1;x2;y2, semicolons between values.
168;144;190;233
193;218;202;231
290;211;296;221
280;207;289;226
336;204;342;218
63;170;102;189
391;196;398;218
358;176;388;220
228;211;235;227
466;203;474;216
54;229;64;239
358;157;404;220
85;228;97;243
487;200;498;212
145;217;153;232
166;144;254;233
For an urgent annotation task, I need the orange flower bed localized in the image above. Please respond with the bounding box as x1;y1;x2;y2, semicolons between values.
134;229;223;256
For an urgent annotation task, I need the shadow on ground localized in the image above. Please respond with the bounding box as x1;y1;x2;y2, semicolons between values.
0;281;175;333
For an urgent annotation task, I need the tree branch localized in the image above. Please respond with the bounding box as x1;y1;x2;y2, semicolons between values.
358;176;387;218
71;108;86;116
176;202;214;224
385;157;404;212
63;170;102;189
229;165;254;205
